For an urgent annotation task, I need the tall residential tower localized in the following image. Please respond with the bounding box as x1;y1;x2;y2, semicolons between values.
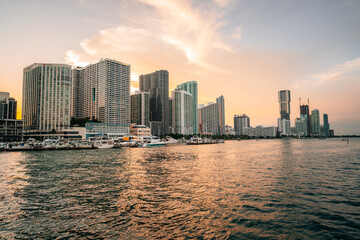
23;63;72;137
177;81;198;134
139;70;169;136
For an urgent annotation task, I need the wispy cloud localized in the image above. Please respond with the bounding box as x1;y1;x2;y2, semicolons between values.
65;0;235;69
311;57;360;84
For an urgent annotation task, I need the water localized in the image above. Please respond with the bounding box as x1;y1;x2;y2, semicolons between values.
1;139;359;239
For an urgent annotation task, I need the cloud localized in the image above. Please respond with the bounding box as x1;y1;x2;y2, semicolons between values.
65;0;234;69
311;57;360;84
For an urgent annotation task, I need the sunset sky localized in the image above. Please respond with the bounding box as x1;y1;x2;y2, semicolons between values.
1;0;359;135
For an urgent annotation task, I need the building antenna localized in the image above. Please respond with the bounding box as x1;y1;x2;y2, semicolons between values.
299;97;301;107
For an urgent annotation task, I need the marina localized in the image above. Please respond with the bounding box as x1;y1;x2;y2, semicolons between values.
0;136;225;152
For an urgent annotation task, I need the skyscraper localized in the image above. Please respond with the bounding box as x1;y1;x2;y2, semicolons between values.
139;70;169;136
0;96;17;120
72;59;131;132
300;104;310;136
177;81;198;134
323;113;329;137
23;63;72;137
278;90;291;136
217;96;225;135
198;96;225;135
234;114;250;135
311;109;320;135
278;90;291;120
131;91;150;127
171;88;193;135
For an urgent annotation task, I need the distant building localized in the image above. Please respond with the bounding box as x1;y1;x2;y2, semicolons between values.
177;81;198;134
225;125;236;136
278;118;290;136
234;114;250;135
139;70;169;136
295;117;307;137
131;91;150;127
278;90;291;120
300;104;310;135
198;96;225;135
244;126;277;138
23;63;72;138
278;90;291;135
323;113;330;137
130;124;151;136
72;59;131;127
0;92;10;100
170;88;193;135
311;109;320;135
85;122;129;139
0;97;17;120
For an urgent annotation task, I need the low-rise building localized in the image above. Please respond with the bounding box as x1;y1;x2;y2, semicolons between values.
130;124;151;136
0;119;23;141
244;126;277;138
85;122;130;139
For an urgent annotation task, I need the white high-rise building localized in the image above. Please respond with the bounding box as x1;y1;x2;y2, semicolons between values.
171;89;193;135
177;81;198;134
72;59;131;133
198;96;225;135
23;63;72;136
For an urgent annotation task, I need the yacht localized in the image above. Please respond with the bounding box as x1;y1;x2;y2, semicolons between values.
94;140;114;149
139;136;165;147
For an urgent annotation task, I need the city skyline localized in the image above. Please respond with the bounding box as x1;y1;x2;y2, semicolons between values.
1;0;359;135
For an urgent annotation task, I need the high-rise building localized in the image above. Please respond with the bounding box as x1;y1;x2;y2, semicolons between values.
323;113;330;137
72;59;131;131
177;81;198;134
171;88;193;135
0;92;10;100
278;90;291;120
198;95;225;135
131;91;150;127
300;104;311;135
0;97;17;120
217;96;225;135
234;114;250;135
0;93;22;140
278;90;291;136
139;70;169;136
295;117;307;136
23;63;72;137
311;109;320;135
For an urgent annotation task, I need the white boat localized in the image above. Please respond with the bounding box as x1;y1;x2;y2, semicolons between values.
0;142;6;151
56;139;70;150
95;140;114;149
77;140;94;149
6;138;42;151
42;138;58;150
139;136;165;147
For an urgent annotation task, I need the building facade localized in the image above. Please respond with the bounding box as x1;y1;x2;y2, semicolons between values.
244;126;277;138
323;113;329;137
131;91;150;127
300;104;310;135
139;70;169;136
234;114;250;135
278;90;291;136
311;109;320;135
0;97;17;120
130;124;151;136
171;89;193;135
23;63;72;138
295;117;307;136
177;81;198;134
72;59;131;127
198;96;225;135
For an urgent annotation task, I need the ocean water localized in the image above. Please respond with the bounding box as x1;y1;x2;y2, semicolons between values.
0;138;359;239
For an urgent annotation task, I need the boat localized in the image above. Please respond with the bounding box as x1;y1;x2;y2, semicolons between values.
162;136;183;146
0;142;7;151
138;136;165;147
77;140;95;149
55;139;70;150
42;138;58;150
94;140;114;149
5;138;42;151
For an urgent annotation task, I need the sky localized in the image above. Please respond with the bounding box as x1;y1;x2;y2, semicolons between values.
0;0;359;135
